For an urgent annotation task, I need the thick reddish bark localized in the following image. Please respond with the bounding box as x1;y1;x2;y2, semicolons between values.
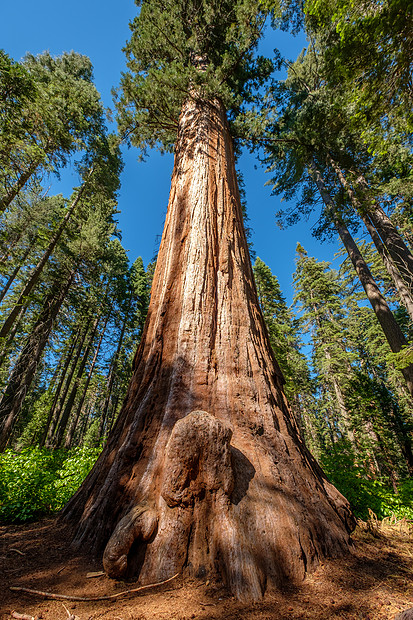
63;98;353;601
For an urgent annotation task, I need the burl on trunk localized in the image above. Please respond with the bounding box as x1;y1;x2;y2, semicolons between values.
63;97;354;601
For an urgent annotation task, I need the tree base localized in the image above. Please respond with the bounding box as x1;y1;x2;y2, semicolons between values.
84;411;354;602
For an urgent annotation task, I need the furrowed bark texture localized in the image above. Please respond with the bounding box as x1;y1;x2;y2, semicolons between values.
63;98;354;601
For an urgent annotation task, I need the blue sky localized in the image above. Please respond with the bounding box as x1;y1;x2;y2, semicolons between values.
1;0;341;305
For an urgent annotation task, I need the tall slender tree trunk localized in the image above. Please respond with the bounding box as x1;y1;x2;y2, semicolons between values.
309;291;356;448
0;244;33;304
334;219;413;395
331;158;413;317
362;213;413;320
46;320;91;447
330;368;355;444
0;268;76;450
0;302;29;370
0;169;93;340
63;313;109;448
63;98;353;601
328;156;413;293
38;331;82;447
0;157;41;213
387;399;413;474
368;203;413;287
310;162;413;398
53;314;100;447
99;298;131;437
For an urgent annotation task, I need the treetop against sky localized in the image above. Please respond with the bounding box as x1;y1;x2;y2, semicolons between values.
1;0;342;304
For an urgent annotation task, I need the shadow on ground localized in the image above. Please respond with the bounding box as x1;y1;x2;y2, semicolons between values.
0;518;412;620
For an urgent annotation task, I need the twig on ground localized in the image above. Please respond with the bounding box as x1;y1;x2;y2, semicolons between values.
86;571;105;578
62;602;78;619
9;548;25;556
10;572;180;602
11;612;38;620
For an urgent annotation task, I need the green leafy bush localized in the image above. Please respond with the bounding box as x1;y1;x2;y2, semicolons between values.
0;446;101;523
321;447;413;520
53;446;102;510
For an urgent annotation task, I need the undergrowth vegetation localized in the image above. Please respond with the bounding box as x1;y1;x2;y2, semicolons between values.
321;449;413;521
0;446;101;523
0;445;412;524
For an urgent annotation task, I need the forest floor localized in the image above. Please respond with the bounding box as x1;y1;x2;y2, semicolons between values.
0;517;412;620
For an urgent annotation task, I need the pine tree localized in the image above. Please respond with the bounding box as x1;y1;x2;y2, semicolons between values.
243;44;413;396
253;257;311;400
0;51;105;212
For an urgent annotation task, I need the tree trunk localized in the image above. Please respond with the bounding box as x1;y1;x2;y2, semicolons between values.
0;244;32;304
0;301;29;370
332;158;413;319
62;98;353;601
53;314;100;448
310;162;413;398
46;319;92;447
362;212;413;321
63;312;108;449
38;332;81;447
0;157;41;213
328;156;413;293
309;290;356;449
334;218;413;396
0;169;92;341
369;202;413;289
0;268;76;450
99;298;131;438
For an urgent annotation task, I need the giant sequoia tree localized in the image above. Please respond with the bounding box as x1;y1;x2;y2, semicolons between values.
63;0;354;600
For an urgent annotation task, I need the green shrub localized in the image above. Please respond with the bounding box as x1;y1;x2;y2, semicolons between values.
0;446;101;523
321;447;413;520
53;446;102;510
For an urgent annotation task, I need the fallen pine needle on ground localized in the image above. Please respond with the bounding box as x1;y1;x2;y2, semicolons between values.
1;516;412;620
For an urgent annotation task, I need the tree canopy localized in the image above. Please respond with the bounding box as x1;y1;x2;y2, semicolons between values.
116;0;279;152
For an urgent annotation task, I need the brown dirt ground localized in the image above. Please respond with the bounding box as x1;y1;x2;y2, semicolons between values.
0;517;412;620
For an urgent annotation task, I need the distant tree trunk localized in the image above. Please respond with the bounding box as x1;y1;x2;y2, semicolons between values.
106;391;121;433
0;157;41;213
45;321;90;447
369;203;413;287
362;213;413;320
334;219;413;396
330;369;355;443
328;156;413;293
52;314;100;448
63;97;353;601
387;400;413;474
312;298;356;448
38;331;82;447
310;162;413;398
0;169;92;341
0;301;30;370
64;312;110;448
99;298;131;438
46;317;95;448
0;244;32;303
0;268;76;450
